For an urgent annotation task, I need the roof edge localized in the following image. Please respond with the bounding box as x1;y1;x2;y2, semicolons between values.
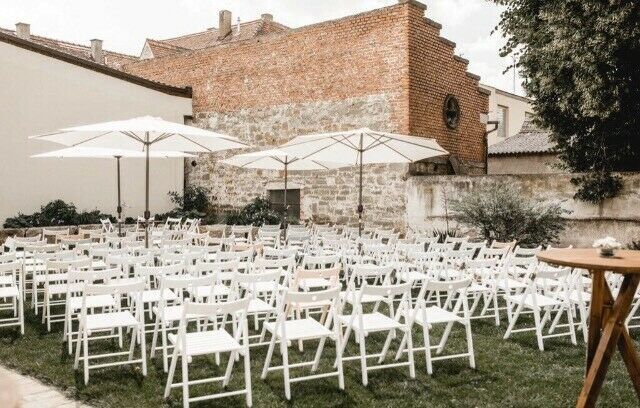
0;31;192;98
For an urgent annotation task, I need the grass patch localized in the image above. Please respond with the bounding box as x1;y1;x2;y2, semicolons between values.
0;304;638;407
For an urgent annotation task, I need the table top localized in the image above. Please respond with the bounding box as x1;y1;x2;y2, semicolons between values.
538;248;640;274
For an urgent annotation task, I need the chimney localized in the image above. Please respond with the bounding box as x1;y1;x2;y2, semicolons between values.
90;39;104;64
236;17;241;36
218;10;232;39
261;13;273;22
15;22;30;40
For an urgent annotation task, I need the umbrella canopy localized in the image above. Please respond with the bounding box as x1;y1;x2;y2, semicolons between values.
30;116;249;246
279;128;448;164
222;149;347;225
31;146;195;236
30;116;246;153
221;148;345;171
278;128;449;234
31;146;195;159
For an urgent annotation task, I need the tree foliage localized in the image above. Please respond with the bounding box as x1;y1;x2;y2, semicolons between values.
492;0;640;202
3;200;113;228
224;197;281;226
450;184;567;247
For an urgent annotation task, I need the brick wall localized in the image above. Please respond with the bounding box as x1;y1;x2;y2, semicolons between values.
123;0;488;227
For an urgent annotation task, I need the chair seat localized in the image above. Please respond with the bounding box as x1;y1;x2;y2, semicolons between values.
264;317;332;341
141;289;177;303
0;285;19;298
506;293;561;309
84;311;138;330
169;330;242;356
188;285;231;299
440;269;466;280
69;295;116;311
247;298;276;314
340;290;385;304
496;278;528;291
338;312;403;333
414;306;464;325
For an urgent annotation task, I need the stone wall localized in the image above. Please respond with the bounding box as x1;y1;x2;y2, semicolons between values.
187;94;409;228
405;172;640;247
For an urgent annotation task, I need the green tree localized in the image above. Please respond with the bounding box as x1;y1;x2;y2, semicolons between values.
492;0;640;202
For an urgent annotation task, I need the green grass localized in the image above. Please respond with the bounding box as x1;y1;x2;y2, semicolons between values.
0;304;638;408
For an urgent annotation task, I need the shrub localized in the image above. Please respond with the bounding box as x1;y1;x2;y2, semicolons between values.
450;184;567;247
160;186;217;224
224;197;281;226
3;199;114;228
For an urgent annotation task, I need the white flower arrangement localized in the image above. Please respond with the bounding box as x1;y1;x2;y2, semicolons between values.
593;236;622;257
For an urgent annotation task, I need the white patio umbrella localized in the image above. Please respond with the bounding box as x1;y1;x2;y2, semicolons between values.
31;147;195;236
30;116;249;246
221;149;347;226
278;128;449;234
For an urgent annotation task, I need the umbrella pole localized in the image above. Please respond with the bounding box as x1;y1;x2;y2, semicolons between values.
144;133;150;248
358;134;364;237
116;156;122;237
283;160;288;229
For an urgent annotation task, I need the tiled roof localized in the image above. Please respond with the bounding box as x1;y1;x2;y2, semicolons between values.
0;26;138;69
150;19;289;53
488;120;556;155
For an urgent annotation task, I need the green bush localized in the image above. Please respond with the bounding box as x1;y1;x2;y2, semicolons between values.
158;186;217;224
3;199;114;228
224;197;281;226
450;184;567;247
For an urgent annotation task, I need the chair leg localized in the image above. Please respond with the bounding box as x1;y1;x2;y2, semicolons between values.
244;345;253;407
150;317;159;358
164;346;179;398
504;300;525;339
406;328;416;379
422;324;433;375
19;296;24;335
281;338;291;400
261;332;276;380
532;307;545;351
74;325;82;369
181;350;189;408
311;336;327;372
83;331;90;385
140;324;147;376
358;331;368;386
465;320;476;369
223;351;236;387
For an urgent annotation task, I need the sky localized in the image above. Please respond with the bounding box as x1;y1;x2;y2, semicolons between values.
0;0;524;95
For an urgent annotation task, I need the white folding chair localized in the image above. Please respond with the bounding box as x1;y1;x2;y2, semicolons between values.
261;287;344;400
504;265;577;350
64;267;122;354
151;274;216;372
0;261;24;334
164;297;252;407
74;279;147;384
337;282;415;385
231;270;280;346
397;278;475;374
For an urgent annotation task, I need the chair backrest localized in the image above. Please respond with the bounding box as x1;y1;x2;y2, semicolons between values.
490;239;517;250
160;274;215;294
347;264;393;293
444;248;477;263
263;247;297;259
46;257;92;272
478;246;510;260
361;281;411;299
291;265;341;290
42;228;70;243
283;286;340;306
232;270;281;298
181;297;250;323
68;267;122;285
0;260;21;284
164;217;183;231
253;256;295;274
427;242;455;253
300;254;340;269
194;259;239;278
136;263;184;284
100;219;114;233
0;252;17;264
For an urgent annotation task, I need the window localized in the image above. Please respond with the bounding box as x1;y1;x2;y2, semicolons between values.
268;189;300;220
497;105;509;138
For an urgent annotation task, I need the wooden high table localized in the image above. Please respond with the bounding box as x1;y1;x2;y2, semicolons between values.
537;249;640;407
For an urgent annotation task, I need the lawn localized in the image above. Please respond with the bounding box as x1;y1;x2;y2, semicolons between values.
0;304;638;407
